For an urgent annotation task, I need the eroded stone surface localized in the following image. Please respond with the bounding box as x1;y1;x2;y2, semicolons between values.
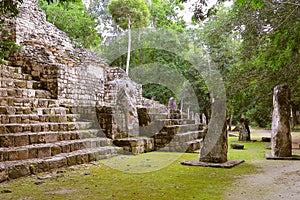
271;84;292;157
199;100;227;163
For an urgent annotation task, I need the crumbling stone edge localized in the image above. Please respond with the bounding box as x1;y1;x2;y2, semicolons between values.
181;159;245;168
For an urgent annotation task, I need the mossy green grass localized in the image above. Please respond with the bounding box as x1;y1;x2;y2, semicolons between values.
0;136;273;200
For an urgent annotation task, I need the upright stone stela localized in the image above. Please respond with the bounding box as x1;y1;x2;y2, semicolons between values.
199;100;228;163
271;84;292;157
181;99;245;168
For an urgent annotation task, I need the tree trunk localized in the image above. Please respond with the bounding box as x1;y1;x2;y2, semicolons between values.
126;17;131;75
227;103;233;131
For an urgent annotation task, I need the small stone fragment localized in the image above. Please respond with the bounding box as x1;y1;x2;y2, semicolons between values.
83;171;90;175
1;189;12;193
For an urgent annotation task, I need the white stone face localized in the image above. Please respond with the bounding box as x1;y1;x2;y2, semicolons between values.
87;65;105;80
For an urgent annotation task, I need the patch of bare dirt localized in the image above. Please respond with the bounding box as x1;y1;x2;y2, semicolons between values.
226;160;300;200
226;129;300;200
45;188;77;195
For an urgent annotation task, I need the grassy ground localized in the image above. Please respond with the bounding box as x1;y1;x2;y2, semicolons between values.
0;135;280;200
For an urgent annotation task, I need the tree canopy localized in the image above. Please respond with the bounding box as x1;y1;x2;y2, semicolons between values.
2;0;299;127
192;0;300;126
108;0;150;74
108;0;150;30
38;0;101;49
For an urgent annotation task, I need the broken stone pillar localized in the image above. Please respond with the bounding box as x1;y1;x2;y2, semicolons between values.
238;118;250;141
168;97;180;119
271;84;292;157
199;100;227;163
195;113;200;124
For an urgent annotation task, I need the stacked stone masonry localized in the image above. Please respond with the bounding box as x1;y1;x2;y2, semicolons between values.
0;0;125;182
0;0;206;182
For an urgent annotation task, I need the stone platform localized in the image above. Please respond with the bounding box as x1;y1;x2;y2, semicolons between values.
265;154;300;160
181;159;245;168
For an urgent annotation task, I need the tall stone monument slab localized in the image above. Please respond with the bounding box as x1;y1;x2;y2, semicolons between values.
271;84;292;157
181;99;244;168
199;100;228;163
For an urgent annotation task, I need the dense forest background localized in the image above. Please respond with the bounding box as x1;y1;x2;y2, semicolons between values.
1;0;299;128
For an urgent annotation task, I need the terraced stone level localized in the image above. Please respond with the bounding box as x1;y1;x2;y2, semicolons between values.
111;113;206;154
0;146;122;182
0;63;120;181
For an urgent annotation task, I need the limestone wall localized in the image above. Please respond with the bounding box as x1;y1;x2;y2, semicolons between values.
5;0;145;109
1;0;167;141
57;49;108;106
6;0;74;99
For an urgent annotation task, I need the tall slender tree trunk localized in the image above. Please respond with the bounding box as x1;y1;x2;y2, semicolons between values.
228;102;233;131
126;17;131;75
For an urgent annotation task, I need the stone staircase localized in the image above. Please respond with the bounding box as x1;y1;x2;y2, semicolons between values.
0;65;121;182
152;117;205;153
113;111;206;154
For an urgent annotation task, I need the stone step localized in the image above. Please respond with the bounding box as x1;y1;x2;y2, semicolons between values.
0;146;122;181
113;137;154;154
0;106;68;115
160;124;201;135
0;88;51;99
0;78;40;89
0;129;105;147
185;139;203;153
174;130;205;142
0;137;113;162
154;130;206;152
0;121;93;134
0;97;60;108
148;113;168;120
0;113;79;124
158;119;196;126
0;65;32;81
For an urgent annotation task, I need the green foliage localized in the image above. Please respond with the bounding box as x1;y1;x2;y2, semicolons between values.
108;0;150;74
104;30;209;112
192;0;300;127
108;0;150;30
142;84;175;105
38;0;101;49
0;39;21;64
104;1;207;110
0;0;23;63
0;0;23;17
149;0;186;32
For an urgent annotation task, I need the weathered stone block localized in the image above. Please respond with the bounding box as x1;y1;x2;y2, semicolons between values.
14;135;30;147
47;157;67;170
230;144;244;150
76;154;89;164
51;146;62;156
271;84;292;157
8;150;19;161
37;146;51;158
0;164;8;182
8;163;30;179
45;133;57;143
17;148;29;160
28;147;38;159
67;155;77;166
0;135;13;147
